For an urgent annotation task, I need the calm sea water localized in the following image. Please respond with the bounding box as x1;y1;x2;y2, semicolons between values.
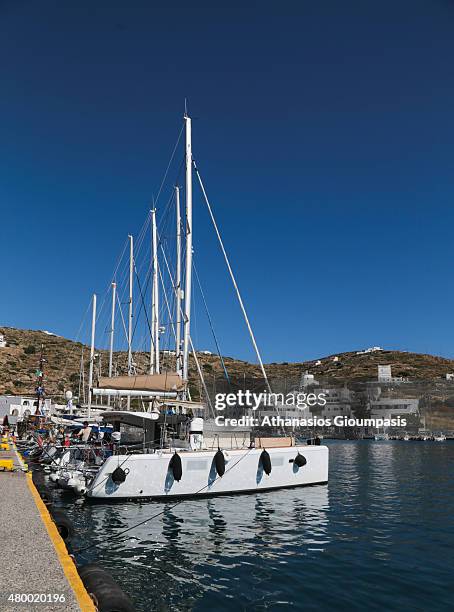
41;441;454;611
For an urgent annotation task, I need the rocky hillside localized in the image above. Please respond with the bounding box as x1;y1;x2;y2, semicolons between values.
2;327;454;401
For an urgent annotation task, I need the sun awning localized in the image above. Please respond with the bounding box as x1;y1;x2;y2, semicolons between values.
97;373;184;392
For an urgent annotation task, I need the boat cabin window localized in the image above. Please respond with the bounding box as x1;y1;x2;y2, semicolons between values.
117;423;145;444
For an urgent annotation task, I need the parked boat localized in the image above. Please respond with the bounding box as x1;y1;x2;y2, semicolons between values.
56;110;329;500
434;433;446;441
374;433;389;441
85;411;328;500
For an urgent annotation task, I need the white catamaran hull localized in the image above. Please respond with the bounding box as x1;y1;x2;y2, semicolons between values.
87;445;328;500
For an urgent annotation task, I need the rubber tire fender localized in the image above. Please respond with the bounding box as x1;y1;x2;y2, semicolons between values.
78;564;135;612
51;510;75;541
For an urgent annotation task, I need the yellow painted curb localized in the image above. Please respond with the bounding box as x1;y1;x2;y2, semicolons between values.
26;473;96;611
12;441;28;471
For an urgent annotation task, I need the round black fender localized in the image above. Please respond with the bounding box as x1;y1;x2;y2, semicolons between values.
111;466;128;485
214;449;225;477
78;563;117;584
78;564;135;612
294;453;307;468
169;453;182;481
51;510;75;541
260;449;272;475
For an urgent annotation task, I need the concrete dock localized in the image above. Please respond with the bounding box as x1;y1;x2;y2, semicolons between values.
0;439;94;611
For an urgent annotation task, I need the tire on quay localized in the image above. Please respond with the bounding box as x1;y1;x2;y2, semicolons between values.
50;510;75;542
78;564;135;612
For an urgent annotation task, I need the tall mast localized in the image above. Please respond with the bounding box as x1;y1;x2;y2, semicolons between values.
149;213;155;374
87;293;97;419
175;186;182;376
127;234;134;375
108;281;116;406
182;112;192;384
127;234;134;409
152;208;160;373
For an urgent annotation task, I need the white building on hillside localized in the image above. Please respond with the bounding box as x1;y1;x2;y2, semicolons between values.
0;395;52;422
369;397;419;420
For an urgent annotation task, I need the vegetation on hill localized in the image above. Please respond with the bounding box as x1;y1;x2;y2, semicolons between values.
2;327;454;401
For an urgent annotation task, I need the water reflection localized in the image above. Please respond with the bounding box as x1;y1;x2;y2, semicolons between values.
51;483;328;610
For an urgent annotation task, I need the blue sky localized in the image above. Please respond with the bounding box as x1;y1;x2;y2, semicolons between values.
1;1;454;363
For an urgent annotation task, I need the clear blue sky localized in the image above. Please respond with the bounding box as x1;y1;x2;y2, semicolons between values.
1;1;454;363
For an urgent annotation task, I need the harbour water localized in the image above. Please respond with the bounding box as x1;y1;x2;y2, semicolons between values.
39;441;454;611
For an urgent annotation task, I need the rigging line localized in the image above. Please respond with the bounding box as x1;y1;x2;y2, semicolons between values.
111;237;129;284
156;155;186;237
59;297;93;379
133;250;152;331
154;122;185;207
157;238;177;359
94;235;131;333
115;212;151;318
193;160;272;396
133;261;153;345
73;446;255;555
114;209;150;299
193;260;230;384
116;291;129;346
94;286;110;329
158;256;177;345
134;210;152;266
116;216;149;346
160;243;215;418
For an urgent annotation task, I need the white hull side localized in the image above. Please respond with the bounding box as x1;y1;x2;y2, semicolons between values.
87;445;328;500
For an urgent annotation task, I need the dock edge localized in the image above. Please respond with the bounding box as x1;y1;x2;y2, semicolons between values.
26;472;95;611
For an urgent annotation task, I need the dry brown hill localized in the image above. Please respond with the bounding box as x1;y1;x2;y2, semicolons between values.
2;327;454;401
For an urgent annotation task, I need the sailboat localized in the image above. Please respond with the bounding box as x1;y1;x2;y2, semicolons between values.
70;111;329;500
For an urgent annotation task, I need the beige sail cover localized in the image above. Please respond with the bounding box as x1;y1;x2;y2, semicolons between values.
97;373;184;392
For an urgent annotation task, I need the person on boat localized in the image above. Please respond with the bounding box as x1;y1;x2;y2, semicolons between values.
77;421;92;443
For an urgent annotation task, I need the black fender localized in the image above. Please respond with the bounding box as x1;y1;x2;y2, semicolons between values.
260;449;272;475
214;449;225;477
169;453;182;481
78;564;135;612
111;466;128;485
294;453;307;468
